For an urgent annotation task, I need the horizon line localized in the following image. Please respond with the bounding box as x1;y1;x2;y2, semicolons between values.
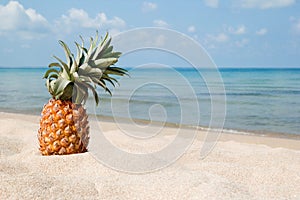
1;65;300;69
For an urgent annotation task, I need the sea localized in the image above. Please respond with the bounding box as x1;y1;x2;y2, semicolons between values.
0;67;299;137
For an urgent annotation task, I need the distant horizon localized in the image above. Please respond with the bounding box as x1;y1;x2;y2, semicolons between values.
1;65;300;69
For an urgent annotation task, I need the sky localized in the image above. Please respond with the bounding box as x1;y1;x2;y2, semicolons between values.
0;0;300;68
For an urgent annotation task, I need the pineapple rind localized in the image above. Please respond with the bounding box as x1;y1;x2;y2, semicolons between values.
38;99;89;155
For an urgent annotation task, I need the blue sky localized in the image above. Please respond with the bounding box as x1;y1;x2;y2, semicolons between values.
0;0;300;67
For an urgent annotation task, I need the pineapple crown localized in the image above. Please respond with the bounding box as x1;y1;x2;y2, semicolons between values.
43;31;128;105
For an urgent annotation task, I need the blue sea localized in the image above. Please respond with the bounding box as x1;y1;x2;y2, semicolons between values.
0;67;299;136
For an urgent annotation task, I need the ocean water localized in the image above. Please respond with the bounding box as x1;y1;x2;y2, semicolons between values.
0;67;299;135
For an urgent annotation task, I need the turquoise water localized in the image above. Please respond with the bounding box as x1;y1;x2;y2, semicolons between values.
0;67;299;135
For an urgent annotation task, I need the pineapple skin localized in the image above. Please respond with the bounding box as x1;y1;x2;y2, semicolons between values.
38;99;89;155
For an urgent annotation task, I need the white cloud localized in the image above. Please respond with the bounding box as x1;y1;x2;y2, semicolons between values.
2;48;14;54
0;1;49;39
207;33;229;43
256;28;268;36
203;0;219;8
236;0;295;9
154;35;166;46
188;26;196;33
21;44;30;49
0;1;126;39
142;2;157;12
56;8;126;34
153;20;169;28
290;17;300;34
204;32;229;49
235;38;249;47
295;21;300;33
292;19;300;34
227;25;246;35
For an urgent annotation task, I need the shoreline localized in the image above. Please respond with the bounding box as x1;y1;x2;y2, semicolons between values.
1;111;299;151
1;110;299;141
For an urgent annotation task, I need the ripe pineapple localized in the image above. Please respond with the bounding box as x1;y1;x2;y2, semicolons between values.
38;32;127;155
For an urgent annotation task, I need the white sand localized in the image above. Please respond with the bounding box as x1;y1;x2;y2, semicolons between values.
1;112;300;199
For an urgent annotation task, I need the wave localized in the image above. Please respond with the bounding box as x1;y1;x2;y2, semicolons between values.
224;90;300;96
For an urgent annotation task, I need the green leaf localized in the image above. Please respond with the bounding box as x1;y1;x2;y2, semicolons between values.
79;35;85;47
60;83;74;101
73;82;88;104
97;79;112;96
75;42;86;67
111;67;128;76
48;73;59;80
100;32;109;47
108;66;128;73
102;73;119;85
46;79;54;95
78;75;92;83
102;51;122;59
59;40;73;68
104;67;128;76
93;31;99;48
78;65;103;80
75;42;81;64
49;76;72;99
103;77;116;87
87;37;95;57
78;81;99;105
46;31;128;104
91;34;111;60
101;46;113;56
48;62;63;71
82;47;88;54
53;55;71;79
95;37;112;60
69;52;78;74
92;58;118;69
43;68;59;79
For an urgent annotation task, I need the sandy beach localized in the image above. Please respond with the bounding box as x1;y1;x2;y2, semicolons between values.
1;112;300;200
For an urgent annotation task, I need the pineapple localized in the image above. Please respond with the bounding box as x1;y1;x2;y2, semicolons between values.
38;32;127;155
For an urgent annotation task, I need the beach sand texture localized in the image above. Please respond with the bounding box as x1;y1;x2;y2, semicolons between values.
1;112;300;200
